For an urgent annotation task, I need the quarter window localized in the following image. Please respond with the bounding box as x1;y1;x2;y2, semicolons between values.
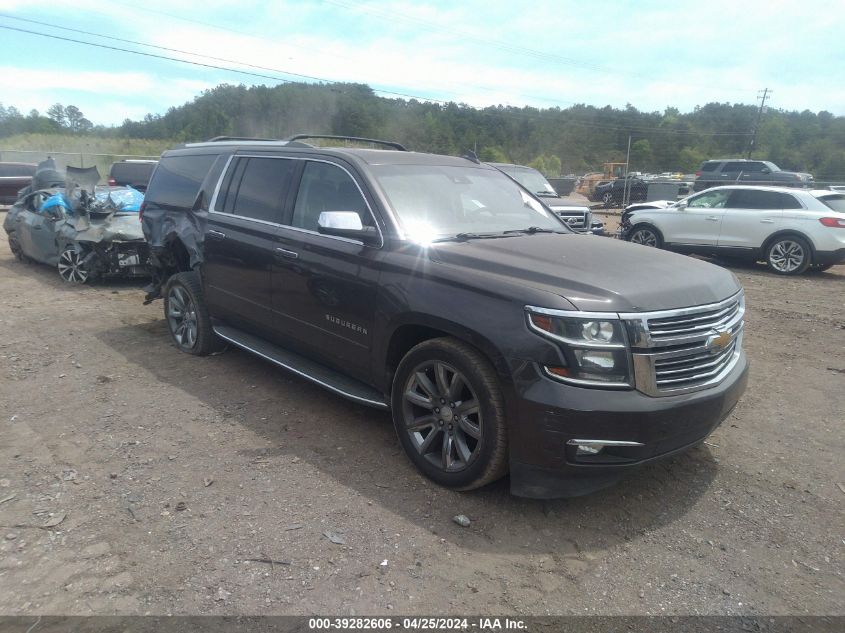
145;154;216;209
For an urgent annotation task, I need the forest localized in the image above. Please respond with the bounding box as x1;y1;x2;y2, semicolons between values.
2;82;844;181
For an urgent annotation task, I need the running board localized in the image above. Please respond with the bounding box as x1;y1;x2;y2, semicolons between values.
213;325;389;409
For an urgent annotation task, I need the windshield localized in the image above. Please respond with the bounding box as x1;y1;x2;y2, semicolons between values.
498;166;557;196
371;164;565;241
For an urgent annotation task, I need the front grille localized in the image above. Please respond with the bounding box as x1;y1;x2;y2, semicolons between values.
555;211;587;231
647;297;741;340
654;337;738;389
622;291;745;397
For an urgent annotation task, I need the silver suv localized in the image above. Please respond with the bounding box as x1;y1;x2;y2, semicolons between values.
693;159;813;192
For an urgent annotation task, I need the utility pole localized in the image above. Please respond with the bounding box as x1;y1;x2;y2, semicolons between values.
746;88;771;159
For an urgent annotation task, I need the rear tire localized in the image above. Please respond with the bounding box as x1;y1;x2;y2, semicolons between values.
765;236;811;275
602;192;614;208
391;337;509;491
163;271;225;355
8;234;26;262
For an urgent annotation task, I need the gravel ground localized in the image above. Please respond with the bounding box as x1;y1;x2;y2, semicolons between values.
0;226;843;616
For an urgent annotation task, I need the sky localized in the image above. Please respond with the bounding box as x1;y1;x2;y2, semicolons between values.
0;0;843;126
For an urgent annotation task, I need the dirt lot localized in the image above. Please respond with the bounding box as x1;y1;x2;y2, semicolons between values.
0;226;843;617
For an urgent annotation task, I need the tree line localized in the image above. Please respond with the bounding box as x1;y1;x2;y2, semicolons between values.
2;83;844;180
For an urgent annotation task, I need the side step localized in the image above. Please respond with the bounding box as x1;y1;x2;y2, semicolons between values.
213;325;389;410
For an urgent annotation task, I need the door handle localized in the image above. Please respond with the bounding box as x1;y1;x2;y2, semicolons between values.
207;230;226;241
761;218;775;224
706;216;720;221
275;247;299;260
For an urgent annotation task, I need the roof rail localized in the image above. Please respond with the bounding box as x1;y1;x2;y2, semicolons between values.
283;134;407;151
205;136;281;142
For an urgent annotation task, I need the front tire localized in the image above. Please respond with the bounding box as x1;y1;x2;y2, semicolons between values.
627;225;663;248
163;271;225;355
602;191;614;208
58;246;90;283
391;337;508;491
765;236;811;275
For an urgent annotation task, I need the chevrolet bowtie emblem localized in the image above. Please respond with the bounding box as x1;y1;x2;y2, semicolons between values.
708;331;732;354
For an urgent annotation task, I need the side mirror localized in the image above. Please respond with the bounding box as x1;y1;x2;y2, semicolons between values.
318;211;380;245
676;200;688;210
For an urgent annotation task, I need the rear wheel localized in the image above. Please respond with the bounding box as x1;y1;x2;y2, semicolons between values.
57;247;90;283
765;236;811;275
391;337;508;491
628;225;662;248
602;191;614;208
163;271;225;355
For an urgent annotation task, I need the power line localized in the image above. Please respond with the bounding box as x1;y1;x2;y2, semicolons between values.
0;20;752;137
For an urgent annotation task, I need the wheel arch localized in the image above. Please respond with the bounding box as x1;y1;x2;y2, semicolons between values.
380;317;510;393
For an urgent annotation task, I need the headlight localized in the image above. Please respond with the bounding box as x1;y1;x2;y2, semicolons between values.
527;309;632;388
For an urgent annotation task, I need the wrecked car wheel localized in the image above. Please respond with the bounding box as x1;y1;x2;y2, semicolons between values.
57;247;90;283
8;235;26;262
164;271;225;356
391;337;508;491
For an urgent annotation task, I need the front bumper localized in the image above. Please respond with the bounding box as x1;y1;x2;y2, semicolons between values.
508;352;749;498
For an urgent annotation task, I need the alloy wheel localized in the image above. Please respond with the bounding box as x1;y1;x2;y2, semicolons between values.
769;240;805;273
167;285;198;350
57;248;89;283
401;360;482;473
630;227;658;247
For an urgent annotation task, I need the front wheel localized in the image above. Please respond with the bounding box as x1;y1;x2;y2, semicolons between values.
58;246;91;283
391;337;508;491
163;271;225;355
602;191;614;208
627;225;662;248
765;236;811;275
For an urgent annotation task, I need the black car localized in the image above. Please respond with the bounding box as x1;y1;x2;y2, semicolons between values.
141;134;748;498
693;159;813;192
592;176;648;207
108;159;158;192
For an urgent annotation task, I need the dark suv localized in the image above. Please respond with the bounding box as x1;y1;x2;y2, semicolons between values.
693;159;813;192
141;135;749;498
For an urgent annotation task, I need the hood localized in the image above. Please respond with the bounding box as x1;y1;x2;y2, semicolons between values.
429;233;741;313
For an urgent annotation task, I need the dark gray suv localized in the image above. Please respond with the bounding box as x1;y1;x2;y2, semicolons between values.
141;134;749;498
694;159;813;191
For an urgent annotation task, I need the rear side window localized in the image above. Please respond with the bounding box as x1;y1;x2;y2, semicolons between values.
700;162;719;173
722;162;749;173
219;157;295;223
145;154;216;209
779;193;803;209
726;189;783;209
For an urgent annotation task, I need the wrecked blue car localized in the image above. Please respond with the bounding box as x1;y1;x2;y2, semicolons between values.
3;158;149;283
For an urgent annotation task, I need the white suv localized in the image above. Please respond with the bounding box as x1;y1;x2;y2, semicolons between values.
620;186;845;275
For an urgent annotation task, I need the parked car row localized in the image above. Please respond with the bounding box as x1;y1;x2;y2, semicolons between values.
620;185;845;275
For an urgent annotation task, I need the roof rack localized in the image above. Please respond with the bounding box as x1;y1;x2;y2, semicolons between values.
205;136;281;142
283;134;407;151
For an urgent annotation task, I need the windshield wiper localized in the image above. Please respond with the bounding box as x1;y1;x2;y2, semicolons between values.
434;232;521;242
503;226;559;234
535;191;558;197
